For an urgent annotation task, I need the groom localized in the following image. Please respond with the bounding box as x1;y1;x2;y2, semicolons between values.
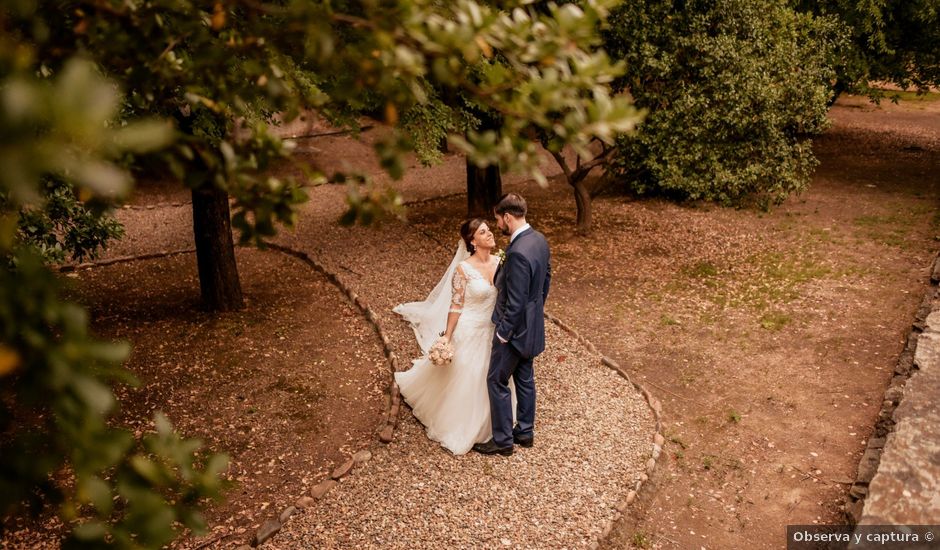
474;193;551;456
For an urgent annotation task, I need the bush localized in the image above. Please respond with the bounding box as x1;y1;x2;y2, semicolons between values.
604;0;842;206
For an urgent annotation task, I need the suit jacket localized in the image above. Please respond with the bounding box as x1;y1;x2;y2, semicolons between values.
492;227;551;358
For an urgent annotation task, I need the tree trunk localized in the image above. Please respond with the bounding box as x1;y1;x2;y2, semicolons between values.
572;180;592;233
191;186;244;311
466;159;502;217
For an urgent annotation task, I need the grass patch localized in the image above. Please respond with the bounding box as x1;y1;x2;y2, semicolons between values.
759;311;792;331
683;260;719;279
727;409;742;423
668;433;688;449
807;227;836;244
761;253;830;285
875;88;940;103
852;207;929;248
679;368;700;387
660;314;679;326
702;454;716;470
632;532;652;549
713;252;831;310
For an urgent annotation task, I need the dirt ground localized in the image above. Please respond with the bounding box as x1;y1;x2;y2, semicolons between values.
5;92;937;549
404;93;940;549
2;248;389;548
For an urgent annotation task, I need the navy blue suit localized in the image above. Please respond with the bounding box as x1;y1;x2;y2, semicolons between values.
489;226;551;448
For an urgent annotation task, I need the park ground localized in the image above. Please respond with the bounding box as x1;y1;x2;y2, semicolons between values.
3;91;938;549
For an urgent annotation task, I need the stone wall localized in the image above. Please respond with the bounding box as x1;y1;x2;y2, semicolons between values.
845;253;940;526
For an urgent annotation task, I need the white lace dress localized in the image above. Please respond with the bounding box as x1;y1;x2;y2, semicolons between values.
394;257;515;455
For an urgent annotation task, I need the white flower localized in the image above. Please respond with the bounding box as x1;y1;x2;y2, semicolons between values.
429;337;454;366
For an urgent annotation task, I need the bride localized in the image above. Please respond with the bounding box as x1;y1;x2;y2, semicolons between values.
393;218;515;455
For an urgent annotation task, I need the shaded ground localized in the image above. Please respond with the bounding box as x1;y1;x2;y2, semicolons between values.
2;249;389;548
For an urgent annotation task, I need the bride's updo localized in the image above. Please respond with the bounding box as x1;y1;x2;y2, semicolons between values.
460;218;484;255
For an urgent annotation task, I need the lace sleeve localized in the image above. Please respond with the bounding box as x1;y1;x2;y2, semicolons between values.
450;265;467;314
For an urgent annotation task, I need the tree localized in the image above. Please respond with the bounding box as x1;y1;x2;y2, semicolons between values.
3;0;643;546
18;0;641;310
793;0;940;97
25;1;315;311
0;56;226;548
603;0;841;206
546;140;614;233
467;160;504;217
465;110;504;216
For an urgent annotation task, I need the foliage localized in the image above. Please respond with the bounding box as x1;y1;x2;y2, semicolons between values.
0;51;226;548
604;0;840;205
9;178;124;264
288;0;643;187
401;94;478;166
10;0;643;262
793;0;940;96
15;0;317;245
14;0;640;226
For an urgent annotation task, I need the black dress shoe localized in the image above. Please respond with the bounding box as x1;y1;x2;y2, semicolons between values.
472;440;513;456
513;435;534;448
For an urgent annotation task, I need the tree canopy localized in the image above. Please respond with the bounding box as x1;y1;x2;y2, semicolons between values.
1;0;640;546
794;0;940;97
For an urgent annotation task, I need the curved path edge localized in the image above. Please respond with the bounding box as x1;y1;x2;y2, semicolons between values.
52;245;399;548
545;313;665;547
50;205;665;548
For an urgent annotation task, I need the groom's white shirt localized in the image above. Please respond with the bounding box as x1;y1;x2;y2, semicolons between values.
510;223;530;244
496;222;532;343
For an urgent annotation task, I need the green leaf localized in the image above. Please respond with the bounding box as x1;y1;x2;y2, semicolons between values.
129;456;164;486
112;121;175;153
71;375;115;415
71;520;107;541
77;475;113;515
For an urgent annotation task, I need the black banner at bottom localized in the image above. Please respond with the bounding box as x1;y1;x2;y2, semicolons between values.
787;525;940;550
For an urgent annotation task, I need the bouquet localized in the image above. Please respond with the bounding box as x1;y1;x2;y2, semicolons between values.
428;337;455;366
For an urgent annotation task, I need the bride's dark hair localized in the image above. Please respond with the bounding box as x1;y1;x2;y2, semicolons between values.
460;218;484;255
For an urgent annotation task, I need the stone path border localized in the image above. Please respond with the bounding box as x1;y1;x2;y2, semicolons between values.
545;313;665;547
53;245;399;548
842;250;940;524
252;242;665;548
58;248;196;272
120;201;192;211
237;242;403;547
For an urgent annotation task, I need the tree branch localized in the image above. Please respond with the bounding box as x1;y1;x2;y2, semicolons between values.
569;146;613;183
549;149;573;182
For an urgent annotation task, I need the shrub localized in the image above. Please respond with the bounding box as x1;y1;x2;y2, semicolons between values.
605;0;842;206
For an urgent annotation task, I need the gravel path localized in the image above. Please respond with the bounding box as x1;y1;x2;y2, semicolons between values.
271;326;651;549
82;133;656;548
264;188;655;548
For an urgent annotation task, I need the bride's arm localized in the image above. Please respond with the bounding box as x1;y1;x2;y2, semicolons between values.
442;265;467;341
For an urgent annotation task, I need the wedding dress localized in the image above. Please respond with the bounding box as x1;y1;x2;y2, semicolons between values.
393;242;515;455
